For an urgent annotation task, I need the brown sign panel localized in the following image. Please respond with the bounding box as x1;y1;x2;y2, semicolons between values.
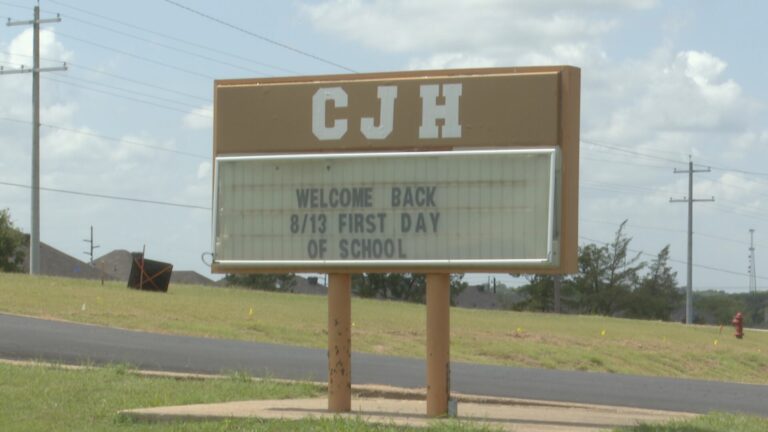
213;66;580;274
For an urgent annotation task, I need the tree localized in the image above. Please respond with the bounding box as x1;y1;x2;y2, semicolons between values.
449;274;468;306
0;209;25;273
514;274;555;312
571;221;644;315
224;273;296;291
352;273;468;305
625;245;682;320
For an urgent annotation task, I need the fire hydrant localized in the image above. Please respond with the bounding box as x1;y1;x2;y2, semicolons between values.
732;312;744;339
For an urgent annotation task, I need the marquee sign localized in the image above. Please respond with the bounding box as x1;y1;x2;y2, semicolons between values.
212;66;580;273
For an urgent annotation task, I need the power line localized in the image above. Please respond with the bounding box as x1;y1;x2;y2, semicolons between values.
580;216;768;250
580;218;685;234
161;0;357;73
710;203;768;223
582;156;672;170
709;164;768;177
68;63;210;103
58;13;273;76
42;75;212;118
0;1;28;11
0;116;208;160
42;74;210;115
2;51;211;103
581;139;683;164
583;138;768;180
582;178;768;223
0;179;210;210
45;0;298;74
579;235;768;281
55;31;216;80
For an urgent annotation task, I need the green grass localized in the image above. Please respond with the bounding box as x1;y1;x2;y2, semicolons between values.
617;412;768;432
1;362;765;432
0;362;496;432
1;273;767;384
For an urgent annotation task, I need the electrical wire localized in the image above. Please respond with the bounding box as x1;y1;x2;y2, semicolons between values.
42;75;213;118
579;235;768;281
583;139;768;183
44;74;206;112
55;31;216;80
60;14;273;76
581;139;685;165
0;180;210;210
580;218;685;234
161;0;357;73
45;0;298;74
0;116;208;160
0;0;28;11
582;156;672;170
709;164;768;177
580;217;768;250
582;178;768;222
1;50;211;103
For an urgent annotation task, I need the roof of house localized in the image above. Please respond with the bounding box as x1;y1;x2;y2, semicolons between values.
287;275;327;295
92;249;134;282
170;270;215;286
21;241;111;280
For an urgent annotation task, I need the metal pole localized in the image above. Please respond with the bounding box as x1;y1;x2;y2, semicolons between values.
426;273;450;417
749;229;757;294
90;226;94;263
30;5;40;275
554;275;562;313
671;157;713;325
327;273;351;412
686;160;693;324
4;6;65;275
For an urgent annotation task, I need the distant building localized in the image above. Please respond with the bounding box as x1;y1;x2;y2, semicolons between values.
92;249;134;281
20;239;111;280
14;243;215;287
170;270;216;286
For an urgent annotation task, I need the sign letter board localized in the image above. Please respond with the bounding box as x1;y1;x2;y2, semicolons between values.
213;66;580;274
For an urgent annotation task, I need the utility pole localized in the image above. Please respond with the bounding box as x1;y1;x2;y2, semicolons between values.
83;225;99;264
749;229;757;294
3;4;66;274
670;156;714;324
553;275;562;313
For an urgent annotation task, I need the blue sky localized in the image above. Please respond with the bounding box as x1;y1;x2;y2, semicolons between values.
1;0;767;291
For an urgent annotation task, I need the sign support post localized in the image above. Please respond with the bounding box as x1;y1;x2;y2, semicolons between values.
426;273;450;417
328;273;352;412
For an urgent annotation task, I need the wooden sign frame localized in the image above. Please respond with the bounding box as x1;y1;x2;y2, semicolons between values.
212;66;580;275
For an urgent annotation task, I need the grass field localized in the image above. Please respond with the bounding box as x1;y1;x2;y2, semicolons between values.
1;273;767;385
1;362;767;432
0;362;495;432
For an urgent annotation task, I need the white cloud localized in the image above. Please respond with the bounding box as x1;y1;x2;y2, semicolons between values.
183;104;213;130
301;0;629;64
407;52;497;70
588;48;752;153
3;28;72;69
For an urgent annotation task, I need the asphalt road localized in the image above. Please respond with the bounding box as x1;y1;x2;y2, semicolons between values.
1;313;766;416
